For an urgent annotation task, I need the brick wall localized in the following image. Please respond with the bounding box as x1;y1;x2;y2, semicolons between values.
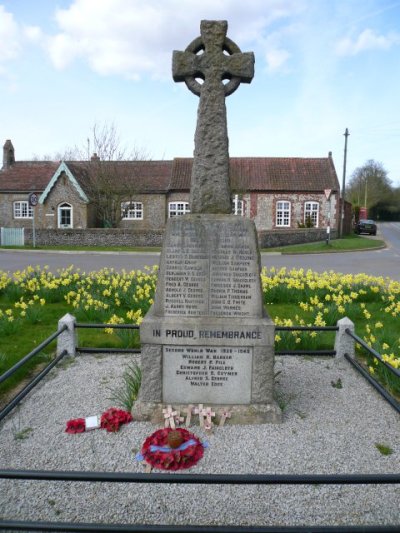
25;228;165;247
258;227;337;248
22;226;335;249
0;193;34;227
119;194;166;230
253;192;338;231
39;175;88;229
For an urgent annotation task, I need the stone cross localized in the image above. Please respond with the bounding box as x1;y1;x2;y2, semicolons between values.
173;20;254;214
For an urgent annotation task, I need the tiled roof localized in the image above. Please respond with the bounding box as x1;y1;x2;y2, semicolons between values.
170;157;339;191
1;157;339;195
66;160;172;194
0;161;59;192
0;160;172;194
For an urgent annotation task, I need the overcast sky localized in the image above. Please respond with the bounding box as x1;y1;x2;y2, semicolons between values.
1;0;400;186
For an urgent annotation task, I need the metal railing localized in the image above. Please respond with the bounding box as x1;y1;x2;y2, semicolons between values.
1;321;399;531
0;324;68;423
345;328;400;414
275;325;338;356
0;469;399;532
75;321;141;354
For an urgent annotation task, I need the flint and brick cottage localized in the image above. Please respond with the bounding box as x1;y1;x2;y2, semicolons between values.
0;139;342;246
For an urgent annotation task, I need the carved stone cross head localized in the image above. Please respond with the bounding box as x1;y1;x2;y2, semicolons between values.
172;21;255;214
173;20;254;97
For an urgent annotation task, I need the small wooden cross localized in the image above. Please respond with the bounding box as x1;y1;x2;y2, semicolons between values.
174;410;185;427
219;408;232;426
184;404;194;427
202;406;215;430
163;405;177;429
194;404;204;427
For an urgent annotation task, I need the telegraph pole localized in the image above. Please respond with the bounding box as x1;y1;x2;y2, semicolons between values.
340;128;350;237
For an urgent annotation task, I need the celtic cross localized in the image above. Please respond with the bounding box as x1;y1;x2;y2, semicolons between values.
173;20;254;214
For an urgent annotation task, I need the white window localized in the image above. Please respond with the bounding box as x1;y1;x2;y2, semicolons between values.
121;201;143;220
276;201;291;227
168;202;190;217
232;195;244;216
58;202;73;228
13;201;33;219
304;201;319;227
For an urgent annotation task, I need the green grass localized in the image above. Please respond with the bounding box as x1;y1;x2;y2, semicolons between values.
375;443;394;456
0;245;161;253
0;234;383;254
1;264;399;408
261;234;385;253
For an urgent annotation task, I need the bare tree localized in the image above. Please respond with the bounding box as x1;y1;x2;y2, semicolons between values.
80;123;149;227
33;123;150;228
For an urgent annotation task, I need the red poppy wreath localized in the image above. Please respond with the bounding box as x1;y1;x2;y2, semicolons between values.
136;428;208;471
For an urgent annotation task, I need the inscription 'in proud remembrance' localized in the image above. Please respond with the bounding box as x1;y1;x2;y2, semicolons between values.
164;221;259;318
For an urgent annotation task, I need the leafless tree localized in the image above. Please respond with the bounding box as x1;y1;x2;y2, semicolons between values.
80;123;149;227
33;123;150;228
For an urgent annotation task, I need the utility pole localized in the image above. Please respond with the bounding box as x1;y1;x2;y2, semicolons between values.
340;128;350;237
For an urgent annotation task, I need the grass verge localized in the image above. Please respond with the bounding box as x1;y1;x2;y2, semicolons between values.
261;234;385;254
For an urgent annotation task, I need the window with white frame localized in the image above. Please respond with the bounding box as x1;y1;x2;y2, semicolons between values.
276;201;291;227
168;202;190;217
58;202;73;228
232;195;244;216
13;201;33;219
304;201;319;227
121;201;143;220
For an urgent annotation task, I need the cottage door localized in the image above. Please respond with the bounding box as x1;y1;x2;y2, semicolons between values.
58;202;73;228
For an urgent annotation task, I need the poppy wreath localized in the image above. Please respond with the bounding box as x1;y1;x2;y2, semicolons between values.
65;418;85;434
138;428;205;471
65;408;132;434
100;408;133;432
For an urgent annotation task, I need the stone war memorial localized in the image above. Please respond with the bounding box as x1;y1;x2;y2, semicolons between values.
133;20;281;424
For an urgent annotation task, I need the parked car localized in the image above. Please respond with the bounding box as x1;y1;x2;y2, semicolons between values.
354;219;377;235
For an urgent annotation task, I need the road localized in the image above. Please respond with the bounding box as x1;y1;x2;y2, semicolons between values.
1;222;399;280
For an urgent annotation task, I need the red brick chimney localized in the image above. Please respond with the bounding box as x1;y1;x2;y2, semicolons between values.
3;139;15;169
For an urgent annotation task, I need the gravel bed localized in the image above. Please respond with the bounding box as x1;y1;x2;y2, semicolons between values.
0;353;399;529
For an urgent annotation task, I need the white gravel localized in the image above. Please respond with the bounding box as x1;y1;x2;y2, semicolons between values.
0;353;399;529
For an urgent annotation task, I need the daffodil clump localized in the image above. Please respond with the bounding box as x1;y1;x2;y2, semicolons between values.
262;266;400;397
0;264;399;397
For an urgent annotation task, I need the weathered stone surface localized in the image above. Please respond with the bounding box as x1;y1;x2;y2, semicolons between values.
57;313;76;357
173;20;254;214
137;344;162;402
137;215;280;422
163;345;252;404
151;215;263;318
334;317;355;359
134;21;280;424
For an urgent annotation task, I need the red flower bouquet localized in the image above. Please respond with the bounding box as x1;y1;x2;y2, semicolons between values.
137;428;206;471
100;408;133;432
65;418;85;434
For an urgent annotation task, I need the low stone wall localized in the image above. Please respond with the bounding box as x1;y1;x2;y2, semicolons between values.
24;228;165;247
258;228;337;248
23;227;336;248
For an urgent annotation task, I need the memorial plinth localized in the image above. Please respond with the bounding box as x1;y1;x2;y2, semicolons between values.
132;20;281;424
133;215;281;424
